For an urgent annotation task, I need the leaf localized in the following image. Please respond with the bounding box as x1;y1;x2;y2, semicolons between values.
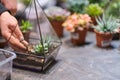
20;20;32;32
85;4;103;16
93;14;120;33
33;35;53;55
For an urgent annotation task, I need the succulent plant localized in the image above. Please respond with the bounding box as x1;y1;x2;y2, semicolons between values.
85;4;103;17
20;20;32;33
44;6;70;21
69;4;85;13
89;0;102;3
21;0;32;6
89;0;112;8
93;14;120;33
106;1;120;18
62;13;91;32
66;0;89;13
33;36;53;55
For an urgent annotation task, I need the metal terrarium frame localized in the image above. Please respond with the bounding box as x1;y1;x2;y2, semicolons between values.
13;0;62;72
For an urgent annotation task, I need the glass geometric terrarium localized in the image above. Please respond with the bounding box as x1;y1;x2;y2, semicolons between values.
13;0;62;71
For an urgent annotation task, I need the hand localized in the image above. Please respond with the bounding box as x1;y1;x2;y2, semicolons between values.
0;11;28;52
1;0;17;15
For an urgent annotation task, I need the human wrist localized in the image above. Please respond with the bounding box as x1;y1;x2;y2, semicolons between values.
0;3;10;15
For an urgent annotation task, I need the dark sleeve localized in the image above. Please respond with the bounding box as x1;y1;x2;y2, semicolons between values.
0;3;8;15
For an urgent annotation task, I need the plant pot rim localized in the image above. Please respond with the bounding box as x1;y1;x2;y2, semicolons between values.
90;15;102;18
22;30;31;33
94;29;112;35
50;19;65;22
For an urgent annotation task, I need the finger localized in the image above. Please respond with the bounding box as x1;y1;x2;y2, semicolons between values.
12;32;18;39
1;30;10;40
10;44;27;53
20;37;29;48
8;35;27;51
20;40;29;47
2;28;28;50
1;29;18;41
9;24;24;40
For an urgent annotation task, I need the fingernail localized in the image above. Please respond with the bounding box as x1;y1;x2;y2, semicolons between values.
19;37;24;42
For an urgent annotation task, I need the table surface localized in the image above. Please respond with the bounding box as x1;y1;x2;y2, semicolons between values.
12;32;120;80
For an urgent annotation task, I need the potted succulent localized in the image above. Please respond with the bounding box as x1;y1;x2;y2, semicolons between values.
20;20;32;42
62;13;92;45
85;3;103;25
13;35;61;71
106;1;120;40
88;0;108;8
66;0;89;13
20;0;32;6
93;14;120;48
44;6;70;38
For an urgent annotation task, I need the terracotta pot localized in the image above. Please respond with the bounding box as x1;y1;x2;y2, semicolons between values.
94;30;113;47
91;16;97;25
22;31;31;42
71;28;87;45
50;20;64;38
89;16;101;32
88;16;97;32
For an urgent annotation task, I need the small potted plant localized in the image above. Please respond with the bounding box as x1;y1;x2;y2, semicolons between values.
44;6;70;38
20;20;32;42
66;0;89;13
62;13;92;45
20;0;32;6
106;2;120;40
85;3;103;25
93;14;120;48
